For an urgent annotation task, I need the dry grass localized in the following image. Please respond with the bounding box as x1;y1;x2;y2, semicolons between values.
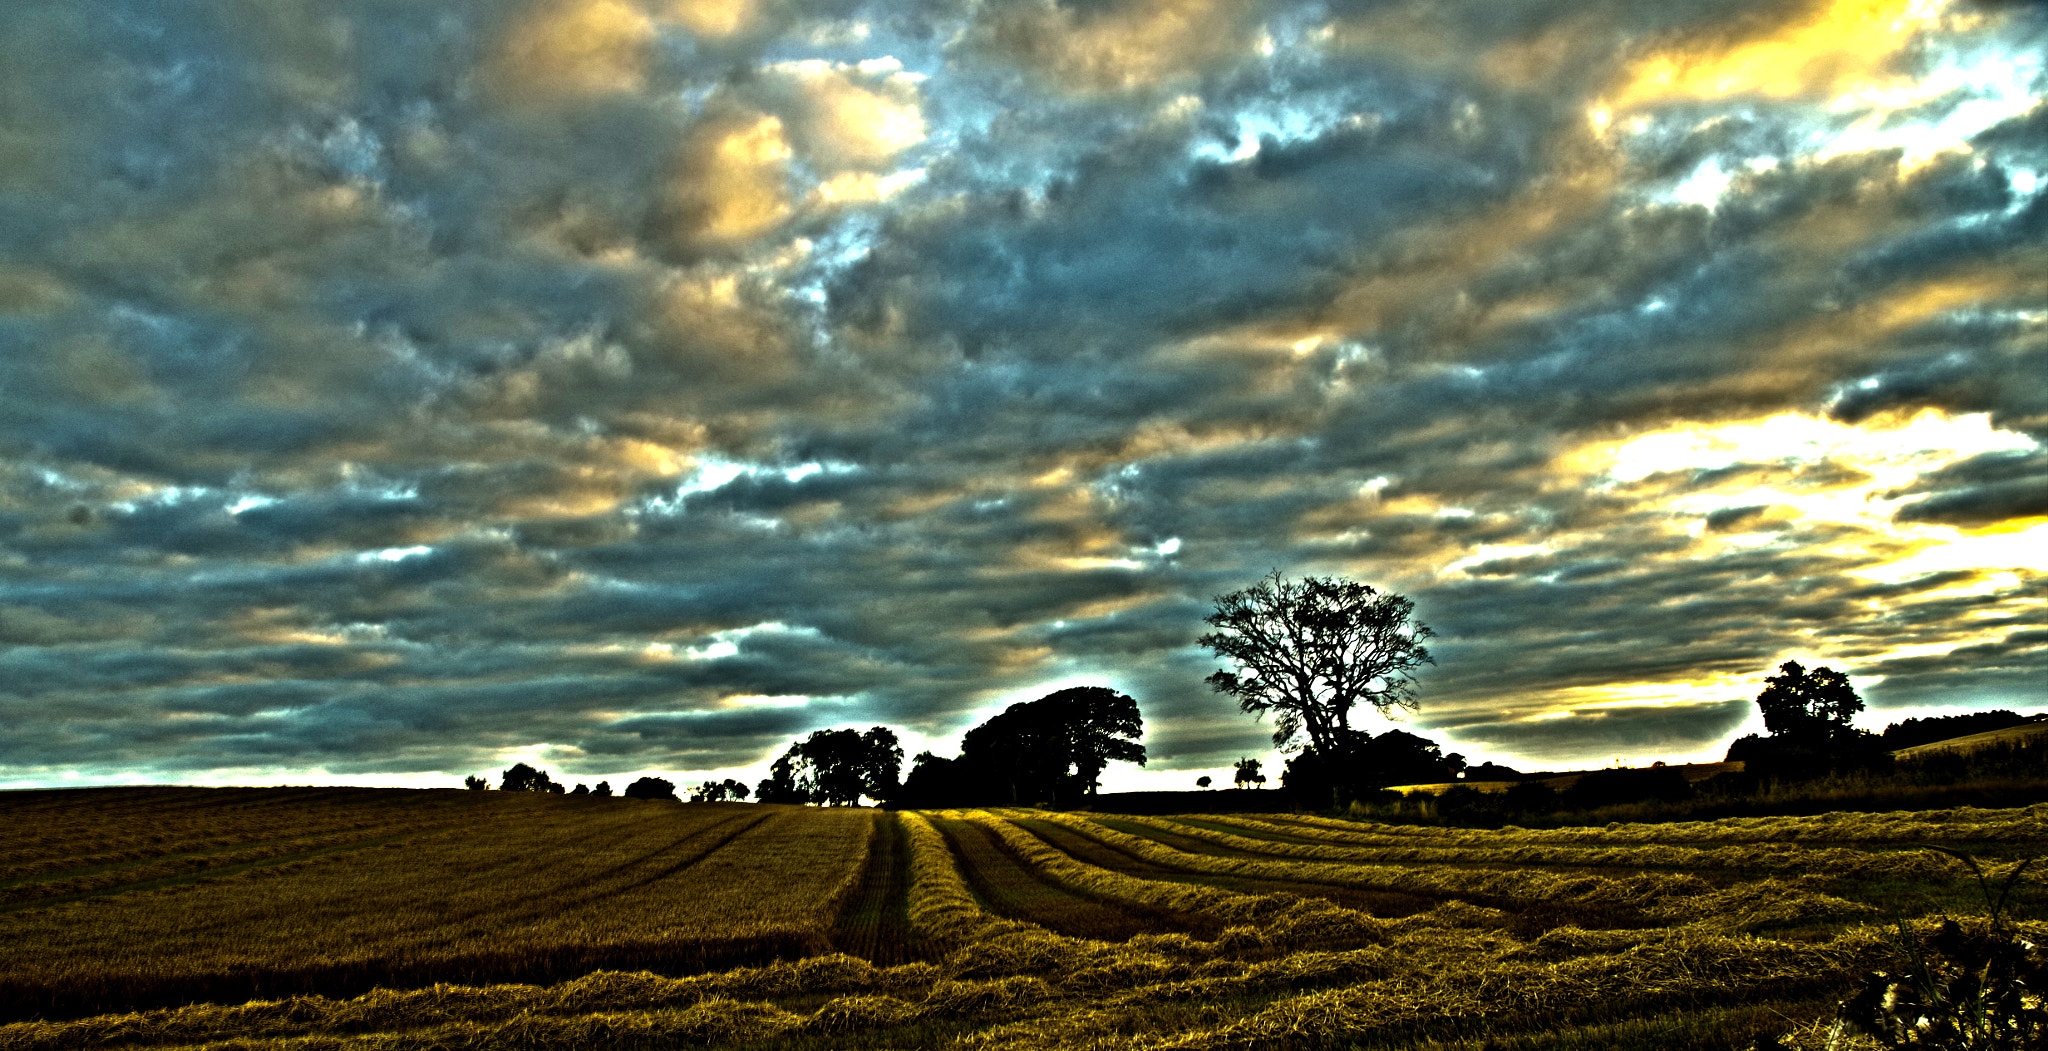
1034;811;1725;911
972;811;1384;949
1162;813;1973;881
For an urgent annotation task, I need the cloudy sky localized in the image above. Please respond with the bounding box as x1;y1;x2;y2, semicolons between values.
1;0;2044;793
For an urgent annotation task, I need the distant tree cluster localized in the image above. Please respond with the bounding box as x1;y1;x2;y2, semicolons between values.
459;768;612;798
500;763;564;794
754;727;902;805
440;573;2044;824
1725;660;1887;779
689;778;750;803
1278;728;1466;804
895;687;1146;808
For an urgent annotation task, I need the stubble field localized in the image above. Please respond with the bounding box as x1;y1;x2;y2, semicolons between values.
2;787;2044;1050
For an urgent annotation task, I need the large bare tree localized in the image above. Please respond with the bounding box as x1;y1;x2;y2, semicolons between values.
1200;571;1435;758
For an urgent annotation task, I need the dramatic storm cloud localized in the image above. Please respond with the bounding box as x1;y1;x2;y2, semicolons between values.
2;0;2043;789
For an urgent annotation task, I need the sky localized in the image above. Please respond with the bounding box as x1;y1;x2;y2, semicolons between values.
0;0;2044;794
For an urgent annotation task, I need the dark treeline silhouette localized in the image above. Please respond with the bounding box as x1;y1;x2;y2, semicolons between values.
458;766;612;798
500;763;564;794
1723;660;1890;780
1880;709;2045;750
756;727;901;805
1278;728;1467;804
893;686;1146;808
689;778;750;802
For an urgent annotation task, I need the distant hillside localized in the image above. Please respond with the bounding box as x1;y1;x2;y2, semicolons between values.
1881;709;2046;751
1893;720;2048;759
1388;761;1744;796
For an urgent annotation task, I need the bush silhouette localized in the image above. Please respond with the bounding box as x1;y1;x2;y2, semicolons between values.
623;776;676;801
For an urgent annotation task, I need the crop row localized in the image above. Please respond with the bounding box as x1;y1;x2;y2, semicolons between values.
1106;812;1977;882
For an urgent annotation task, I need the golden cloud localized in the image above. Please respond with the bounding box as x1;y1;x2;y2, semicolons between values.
661;110;795;250
767;60;927;170
1609;0;1946;109
665;0;759;39
0;267;73;317
487;0;656;102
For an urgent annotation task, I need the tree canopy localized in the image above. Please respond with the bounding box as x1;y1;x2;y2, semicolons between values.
760;727;902;805
500;763;563;793
1755;660;1864;744
689;778;751;803
890;686;1147;808
960;686;1146;805
622;776;676;801
1726;660;1885;780
1200;572;1435;760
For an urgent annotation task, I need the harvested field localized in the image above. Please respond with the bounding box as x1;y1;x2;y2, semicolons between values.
826;811;933;965
1009;816;1447;920
0;789;873;1021
4;791;2046;1051
927;816;1221;941
1088;816;1274;859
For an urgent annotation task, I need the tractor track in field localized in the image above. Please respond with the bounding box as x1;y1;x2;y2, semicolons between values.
1008;817;1448;920
933;816;1227;941
827;812;936;965
1030;816;1660;935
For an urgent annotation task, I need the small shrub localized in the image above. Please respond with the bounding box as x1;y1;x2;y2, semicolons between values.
1835;850;2048;1050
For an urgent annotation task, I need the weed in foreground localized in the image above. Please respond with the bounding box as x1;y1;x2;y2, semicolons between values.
1828;850;2047;1050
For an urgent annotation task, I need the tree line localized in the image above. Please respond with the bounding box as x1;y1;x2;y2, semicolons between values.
460;685;1147;809
459;573;1447;809
463;570;1998;814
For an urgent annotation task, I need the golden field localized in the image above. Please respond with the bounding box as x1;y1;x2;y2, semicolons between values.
2;787;2044;1050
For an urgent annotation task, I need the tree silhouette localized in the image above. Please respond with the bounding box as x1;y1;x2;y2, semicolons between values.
689;778;753;802
1196;775;1212;789
895;751;968;808
623;776;676;801
1045;687;1146;797
1201;572;1435;759
959;687;1147;805
756;753;805;804
500;763;561;793
463;775;488;791
780;727;902;805
570;783;589;796
1233;757;1265;788
1756;660;1864;744
591;780;612;798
